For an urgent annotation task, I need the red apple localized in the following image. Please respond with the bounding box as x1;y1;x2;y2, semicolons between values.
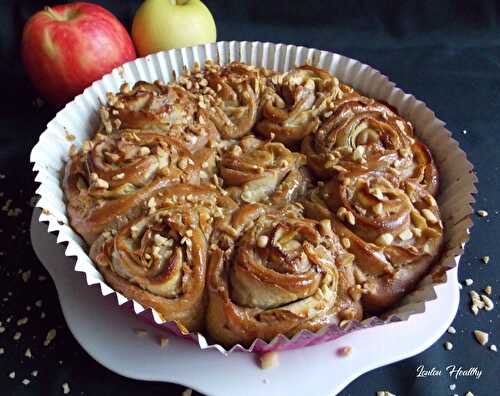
22;2;136;106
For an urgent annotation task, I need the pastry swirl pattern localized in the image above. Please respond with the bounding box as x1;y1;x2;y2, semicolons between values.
207;204;361;345
63;61;444;345
219;135;310;204
90;184;237;331
63;130;215;244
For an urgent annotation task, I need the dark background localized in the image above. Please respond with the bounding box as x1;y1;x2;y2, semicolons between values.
1;1;499;395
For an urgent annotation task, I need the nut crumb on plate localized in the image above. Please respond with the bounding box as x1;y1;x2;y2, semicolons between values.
337;346;352;356
476;210;488;217
469;290;481;302
259;351;279;369
62;382;70;394
134;329;148;337
44;328;57;346
490;344;497;352
21;270;31;282
473;330;489;346
444;341;453;350
182;389;192;396
447;326;456;334
464;278;473;286
481;294;494;311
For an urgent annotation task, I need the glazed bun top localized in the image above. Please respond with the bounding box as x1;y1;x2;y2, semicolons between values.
63;60;442;343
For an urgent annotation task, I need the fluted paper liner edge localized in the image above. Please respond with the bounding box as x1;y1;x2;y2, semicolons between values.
30;41;476;355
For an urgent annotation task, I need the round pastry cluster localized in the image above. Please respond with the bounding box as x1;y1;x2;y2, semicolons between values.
63;61;443;346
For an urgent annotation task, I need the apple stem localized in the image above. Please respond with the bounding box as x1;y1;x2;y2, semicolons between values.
173;0;190;5
44;6;64;21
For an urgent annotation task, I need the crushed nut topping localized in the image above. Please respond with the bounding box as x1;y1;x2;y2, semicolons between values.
319;219;333;236
112;173;125;180
421;208;438;224
59;61;449;349
376;233;394;246
341;237;351;249
398;229;413;241
257;235;269;248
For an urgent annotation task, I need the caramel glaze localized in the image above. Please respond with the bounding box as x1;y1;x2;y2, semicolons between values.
63;61;443;345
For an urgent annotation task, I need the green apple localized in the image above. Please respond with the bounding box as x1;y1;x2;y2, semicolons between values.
132;0;216;56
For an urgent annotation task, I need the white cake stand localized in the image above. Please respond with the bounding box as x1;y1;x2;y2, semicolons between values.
30;210;459;396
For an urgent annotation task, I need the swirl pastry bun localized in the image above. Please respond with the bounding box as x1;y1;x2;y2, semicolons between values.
207;204;362;345
219;135;311;204
103;81;219;152
90;184;237;332
304;173;443;314
64;60;444;346
63;131;216;244
256;65;344;145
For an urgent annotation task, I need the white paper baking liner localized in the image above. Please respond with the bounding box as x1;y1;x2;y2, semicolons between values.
30;41;476;355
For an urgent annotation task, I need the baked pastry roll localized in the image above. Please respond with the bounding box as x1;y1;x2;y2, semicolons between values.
103;81;219;152
305;173;443;314
301;92;438;195
206;204;362;346
182;62;263;139
255;65;342;145
219;135;311;204
62;60;447;346
63;131;215;244
90;184;237;332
